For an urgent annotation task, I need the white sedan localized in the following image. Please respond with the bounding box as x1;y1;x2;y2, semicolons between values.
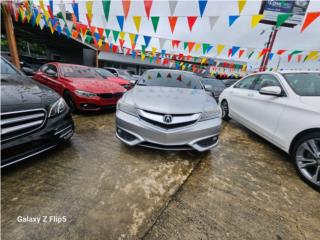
219;71;320;190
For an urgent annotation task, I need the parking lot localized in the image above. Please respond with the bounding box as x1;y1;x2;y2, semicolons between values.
2;112;319;240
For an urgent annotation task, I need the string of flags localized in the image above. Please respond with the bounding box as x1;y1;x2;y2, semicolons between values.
3;0;320;70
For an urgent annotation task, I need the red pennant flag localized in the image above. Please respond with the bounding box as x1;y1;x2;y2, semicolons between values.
178;53;184;60
258;48;269;58
301;12;320;32
187;16;197;31
168;16;178;34
125;48;131;55
238;49;245;58
297;55;302;62
144;0;153;19
105;42;110;52
188;42;195;52
90;26;96;36
288;54;292;62
172;40;180;48
228;48;232;57
276;50;286;55
177;74;182;81
47;5;53;19
119;39;125;49
97;27;104;39
122;0;131;19
112;45;118;53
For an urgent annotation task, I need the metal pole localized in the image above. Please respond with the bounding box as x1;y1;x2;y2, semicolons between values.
259;29;273;72
262;28;278;71
3;4;21;69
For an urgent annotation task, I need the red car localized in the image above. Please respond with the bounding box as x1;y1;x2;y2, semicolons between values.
95;68;133;90
33;63;126;111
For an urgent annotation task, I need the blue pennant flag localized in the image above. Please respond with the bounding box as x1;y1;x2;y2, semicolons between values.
229;15;239;27
161;49;166;58
269;53;274;61
71;3;79;22
65;28;71;39
231;46;240;57
94;32;100;42
198;0;208;17
49;0;53;13
143;35;151;48
56;25;62;35
207;45;213;53
117;16;124;31
132;50;136;59
50;18;58;28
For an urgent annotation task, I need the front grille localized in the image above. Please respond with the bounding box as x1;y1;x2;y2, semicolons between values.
140;116;197;129
1;109;46;142
98;92;124;99
139;142;192;151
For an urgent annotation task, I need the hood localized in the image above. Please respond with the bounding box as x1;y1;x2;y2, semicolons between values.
1;74;59;112
64;77;126;93
107;76;130;85
123;86;216;114
299;96;320;110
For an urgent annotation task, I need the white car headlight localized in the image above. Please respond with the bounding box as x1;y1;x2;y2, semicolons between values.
75;90;97;97
199;109;221;121
117;101;138;116
48;98;67;118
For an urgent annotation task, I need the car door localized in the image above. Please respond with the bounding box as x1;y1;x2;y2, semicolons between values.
42;64;63;93
227;75;258;122
242;74;287;141
33;64;49;84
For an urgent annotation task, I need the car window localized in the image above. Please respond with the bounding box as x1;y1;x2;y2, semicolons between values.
0;57;22;76
95;68;115;78
61;65;103;78
44;64;58;76
252;74;281;91
107;68;117;74
40;64;49;72
234;75;257;89
283;73;320;96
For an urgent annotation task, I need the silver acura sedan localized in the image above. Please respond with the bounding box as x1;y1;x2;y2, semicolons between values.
116;69;221;152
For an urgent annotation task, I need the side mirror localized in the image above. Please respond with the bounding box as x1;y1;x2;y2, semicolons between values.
259;86;282;96
114;72;119;77
21;67;35;76
46;69;57;78
204;85;213;92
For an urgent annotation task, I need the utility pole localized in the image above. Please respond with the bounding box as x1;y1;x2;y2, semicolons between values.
261;27;279;71
3;4;21;69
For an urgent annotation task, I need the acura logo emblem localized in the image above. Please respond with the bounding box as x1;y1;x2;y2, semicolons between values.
163;115;173;124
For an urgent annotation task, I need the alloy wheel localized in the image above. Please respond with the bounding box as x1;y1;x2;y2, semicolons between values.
296;138;320;187
221;101;228;118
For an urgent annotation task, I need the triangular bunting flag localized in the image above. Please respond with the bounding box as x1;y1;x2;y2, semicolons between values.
143;35;151;48
238;49;245;58
144;0;153;19
112;30;120;42
172;40;180;48
177;74;182;81
198;0;208;17
102;0;111;22
229;15;239;27
277;50;286;55
195;43;201;52
122;0;131;19
133;16;141;32
71;2;79;22
157;72;161;78
209;16;219;30
231;46;240;57
105;29;111;38
202;43;209;55
276;13;292;28
269;53;274;61
251;14;264;29
306;51;318;61
168;16;178;34
117;16;125;31
300;12;320;32
187;16;197;31
188;42;195;53
159;38;166;50
238;0;246;14
151;16;160;32
169;0;178;15
217;45;225;56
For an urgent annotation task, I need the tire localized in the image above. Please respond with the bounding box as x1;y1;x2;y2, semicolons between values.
63;91;77;113
291;132;320;191
221;100;231;121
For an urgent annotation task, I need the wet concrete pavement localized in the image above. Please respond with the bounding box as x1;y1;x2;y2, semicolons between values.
1;112;319;240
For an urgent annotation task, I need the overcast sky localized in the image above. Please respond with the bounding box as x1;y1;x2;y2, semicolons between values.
44;0;320;70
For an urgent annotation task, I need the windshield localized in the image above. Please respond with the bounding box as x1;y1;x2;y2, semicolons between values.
118;69;131;76
1;57;22;76
95;68;115;78
282;73;320;96
138;71;203;90
202;79;225;88
61;65;103;78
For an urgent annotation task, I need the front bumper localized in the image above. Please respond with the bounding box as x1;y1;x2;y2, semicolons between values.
116;110;221;152
1;111;74;167
73;94;121;111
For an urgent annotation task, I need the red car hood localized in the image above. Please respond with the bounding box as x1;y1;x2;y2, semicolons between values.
107;77;130;85
66;77;126;93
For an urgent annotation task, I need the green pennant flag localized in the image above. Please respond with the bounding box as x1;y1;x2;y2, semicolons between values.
303;55;308;62
183;42;188;50
149;56;153;63
290;50;303;56
105;29;111;38
248;51;255;59
102;0;111;22
112;30;119;42
151;16;160;32
157;72;161;78
85;35;93;43
56;12;65;21
276;13;293;28
202;43;210;55
141;45;146;54
194;57;198;62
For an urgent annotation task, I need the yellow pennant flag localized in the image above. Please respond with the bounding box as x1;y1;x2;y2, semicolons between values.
251;14;264;29
119;32;126;40
86;1;93;15
306;51;319;61
195;43;201;52
98;39;103;47
49;22;54;34
201;58;207;64
133;16;141;32
36;13;42;26
39;0;46;12
217;44;225;56
238;0;247;14
182;65;186;70
141;53;146;61
129;33;136;48
152;47;157;56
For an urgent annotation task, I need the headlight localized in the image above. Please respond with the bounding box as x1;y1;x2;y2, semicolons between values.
117;101;138;116
48;98;67;118
199;109;220;121
75;90;97;97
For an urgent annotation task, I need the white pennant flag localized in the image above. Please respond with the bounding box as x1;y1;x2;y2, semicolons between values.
209;16;219;31
169;0;178;15
59;18;65;30
58;3;66;20
39;19;45;30
159;38;166;50
66;20;74;32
